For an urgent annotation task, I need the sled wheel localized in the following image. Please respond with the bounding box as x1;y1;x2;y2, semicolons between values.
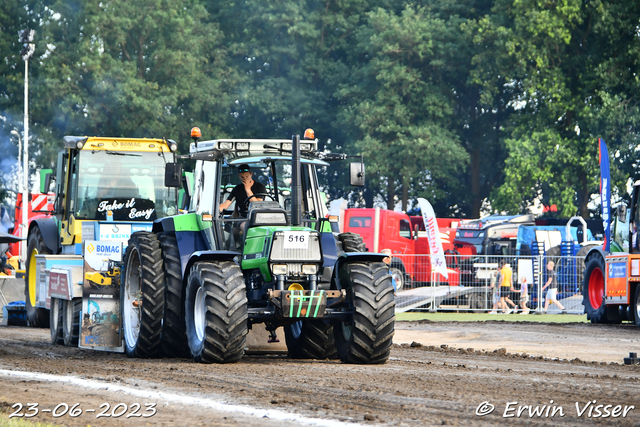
63;297;82;347
49;298;63;345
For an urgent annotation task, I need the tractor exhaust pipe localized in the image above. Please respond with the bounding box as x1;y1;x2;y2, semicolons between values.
291;134;302;226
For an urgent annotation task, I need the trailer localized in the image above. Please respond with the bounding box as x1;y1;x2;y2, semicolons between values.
396;284;494;312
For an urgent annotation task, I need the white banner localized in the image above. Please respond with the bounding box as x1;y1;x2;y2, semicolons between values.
417;198;448;279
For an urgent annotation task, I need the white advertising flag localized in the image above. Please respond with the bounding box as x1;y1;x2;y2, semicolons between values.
417;198;448;279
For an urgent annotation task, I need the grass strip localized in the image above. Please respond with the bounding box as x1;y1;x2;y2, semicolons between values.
396;311;589;323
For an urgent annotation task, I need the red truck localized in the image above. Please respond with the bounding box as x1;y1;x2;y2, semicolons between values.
342;208;461;288
7;191;54;261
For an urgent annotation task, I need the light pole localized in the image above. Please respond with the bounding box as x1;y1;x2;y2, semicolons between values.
19;29;35;263
9;130;22;195
10;129;25;261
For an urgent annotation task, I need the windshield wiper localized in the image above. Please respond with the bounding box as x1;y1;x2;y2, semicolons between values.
263;144;291;153
104;150;142;156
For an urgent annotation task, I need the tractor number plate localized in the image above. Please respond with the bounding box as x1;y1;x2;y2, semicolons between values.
282;290;327;318
283;231;309;249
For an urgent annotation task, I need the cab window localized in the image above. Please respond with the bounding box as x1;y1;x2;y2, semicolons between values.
349;217;372;227
399;219;412;239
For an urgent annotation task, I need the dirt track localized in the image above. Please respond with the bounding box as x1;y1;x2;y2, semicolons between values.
0;321;639;426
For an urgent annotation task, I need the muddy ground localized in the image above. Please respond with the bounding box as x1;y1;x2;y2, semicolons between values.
0;321;639;426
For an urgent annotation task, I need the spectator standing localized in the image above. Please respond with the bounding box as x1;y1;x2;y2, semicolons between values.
543;260;565;312
519;276;530;315
488;268;504;314
498;259;518;314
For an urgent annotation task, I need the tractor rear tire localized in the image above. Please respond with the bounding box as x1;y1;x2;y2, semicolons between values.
63;297;81;347
317;232;366;357
122;232;165;358
583;255;608;323
25;227;51;328
185;261;248;364
605;306;623;324
50;298;63;345
338;232;366;253
285;320;338;359
634;286;640;328
158;233;189;358
334;262;395;364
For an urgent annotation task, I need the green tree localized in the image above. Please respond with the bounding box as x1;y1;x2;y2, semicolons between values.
337;5;468;212
487;0;640;217
438;0;517;217
205;0;392;203
32;0;236;166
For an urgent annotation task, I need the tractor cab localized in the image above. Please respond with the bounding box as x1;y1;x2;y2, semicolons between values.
214;156;331;251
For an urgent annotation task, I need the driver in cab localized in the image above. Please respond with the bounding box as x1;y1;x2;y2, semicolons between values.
218;164;267;217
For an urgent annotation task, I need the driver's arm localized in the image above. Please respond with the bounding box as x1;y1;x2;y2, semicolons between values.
244;183;263;202
219;198;233;212
249;182;267;202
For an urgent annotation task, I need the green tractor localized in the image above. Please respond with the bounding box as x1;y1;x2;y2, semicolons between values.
121;129;395;363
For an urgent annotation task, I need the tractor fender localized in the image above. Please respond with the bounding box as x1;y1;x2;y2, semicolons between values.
183;250;241;284
151;217;173;233
29;217;60;254
584;246;608;266
331;252;387;291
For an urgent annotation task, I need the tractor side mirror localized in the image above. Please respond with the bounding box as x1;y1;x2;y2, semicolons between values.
40;169;53;193
349;163;365;187
180;173;193;210
165;163;182;188
618;204;627;223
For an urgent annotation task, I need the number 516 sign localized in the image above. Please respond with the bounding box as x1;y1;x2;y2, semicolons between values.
283;231;309;249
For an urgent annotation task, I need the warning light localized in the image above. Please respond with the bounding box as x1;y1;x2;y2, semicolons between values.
303;128;315;140
191;127;201;139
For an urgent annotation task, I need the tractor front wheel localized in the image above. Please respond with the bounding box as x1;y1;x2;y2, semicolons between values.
334;262;395;364
582;256;608;324
185;261;248;364
122;232;165;358
285;320;338;360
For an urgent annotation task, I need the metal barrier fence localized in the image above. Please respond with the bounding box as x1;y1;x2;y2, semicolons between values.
393;254;585;314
